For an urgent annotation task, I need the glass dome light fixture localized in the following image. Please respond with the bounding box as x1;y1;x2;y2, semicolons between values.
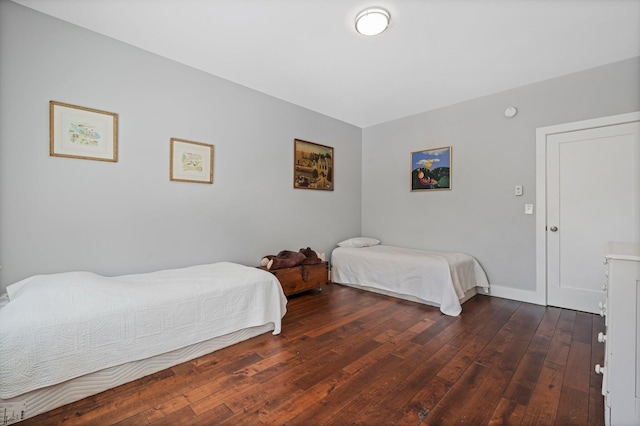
355;7;390;36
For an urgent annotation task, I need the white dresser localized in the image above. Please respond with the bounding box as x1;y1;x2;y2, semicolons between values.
596;242;640;426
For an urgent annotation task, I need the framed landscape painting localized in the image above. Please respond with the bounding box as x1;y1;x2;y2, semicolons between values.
294;139;334;191
411;146;451;191
49;101;118;162
170;138;214;184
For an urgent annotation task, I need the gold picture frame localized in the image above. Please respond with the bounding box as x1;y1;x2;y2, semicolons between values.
49;101;118;162
294;139;334;191
170;138;214;184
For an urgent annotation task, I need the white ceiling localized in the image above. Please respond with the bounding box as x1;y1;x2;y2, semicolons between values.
11;0;640;128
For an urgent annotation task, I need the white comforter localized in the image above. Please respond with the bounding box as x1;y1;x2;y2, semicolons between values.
331;245;489;316
0;262;287;399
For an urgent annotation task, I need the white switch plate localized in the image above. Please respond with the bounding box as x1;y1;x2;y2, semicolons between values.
524;204;534;215
515;185;523;196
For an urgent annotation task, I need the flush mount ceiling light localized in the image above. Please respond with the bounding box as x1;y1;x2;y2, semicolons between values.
355;7;390;36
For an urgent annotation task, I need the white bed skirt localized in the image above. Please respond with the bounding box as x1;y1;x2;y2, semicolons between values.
334;282;481;307
0;323;275;423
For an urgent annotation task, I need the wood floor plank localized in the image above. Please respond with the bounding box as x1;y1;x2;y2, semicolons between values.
330;340;461;423
520;366;564;425
555;386;590;426
544;309;576;371
423;361;493;424
181;403;234;425
223;368;353;425
498;304;547;372
448;367;513;425
435;339;488;384
564;341;591;393
19;284;605;426
282;352;407;425
142;394;191;423
395;375;452;425
444;296;510;349
488;397;527;425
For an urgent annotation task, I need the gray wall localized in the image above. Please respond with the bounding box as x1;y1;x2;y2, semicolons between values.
361;56;640;301
0;1;362;293
2;1;639;302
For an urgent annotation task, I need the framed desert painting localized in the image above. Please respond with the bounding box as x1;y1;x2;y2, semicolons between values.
170;138;214;184
411;146;451;191
49;101;118;162
293;139;334;191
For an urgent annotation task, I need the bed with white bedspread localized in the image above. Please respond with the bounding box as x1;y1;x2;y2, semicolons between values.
0;262;287;422
331;243;489;316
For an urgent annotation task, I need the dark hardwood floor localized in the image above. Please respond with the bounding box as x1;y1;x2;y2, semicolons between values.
23;283;605;425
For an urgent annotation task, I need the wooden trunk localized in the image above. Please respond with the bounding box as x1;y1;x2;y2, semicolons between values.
259;262;328;296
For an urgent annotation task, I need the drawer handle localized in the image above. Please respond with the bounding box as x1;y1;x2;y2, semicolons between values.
595;364;606;375
597;332;606;343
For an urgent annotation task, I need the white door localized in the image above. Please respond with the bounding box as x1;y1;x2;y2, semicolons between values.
545;122;639;313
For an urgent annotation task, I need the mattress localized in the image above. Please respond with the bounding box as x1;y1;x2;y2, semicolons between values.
0;261;287;414
331;245;489;316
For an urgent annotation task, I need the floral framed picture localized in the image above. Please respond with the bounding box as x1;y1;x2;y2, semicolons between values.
49;101;118;162
294;139;334;191
411;146;452;191
170;138;214;184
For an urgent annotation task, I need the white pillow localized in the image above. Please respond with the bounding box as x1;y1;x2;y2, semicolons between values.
337;237;380;248
6;275;36;301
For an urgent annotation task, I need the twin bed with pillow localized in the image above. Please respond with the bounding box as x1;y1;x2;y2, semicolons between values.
0;262;287;423
331;237;490;316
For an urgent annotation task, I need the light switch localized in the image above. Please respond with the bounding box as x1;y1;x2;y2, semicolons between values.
515;185;523;196
524;204;534;215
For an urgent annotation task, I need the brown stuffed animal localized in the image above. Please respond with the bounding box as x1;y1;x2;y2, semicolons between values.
299;247;322;265
260;247;322;270
266;250;306;270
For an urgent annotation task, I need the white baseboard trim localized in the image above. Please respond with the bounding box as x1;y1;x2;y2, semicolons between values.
485;284;545;306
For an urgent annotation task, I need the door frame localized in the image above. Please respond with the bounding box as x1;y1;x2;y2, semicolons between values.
535;111;640;306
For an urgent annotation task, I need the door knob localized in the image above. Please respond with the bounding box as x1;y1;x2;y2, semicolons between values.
549;226;558;232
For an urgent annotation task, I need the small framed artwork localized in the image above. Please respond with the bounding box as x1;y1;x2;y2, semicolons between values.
294;139;334;191
170;138;214;184
49;101;118;162
411;146;452;191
